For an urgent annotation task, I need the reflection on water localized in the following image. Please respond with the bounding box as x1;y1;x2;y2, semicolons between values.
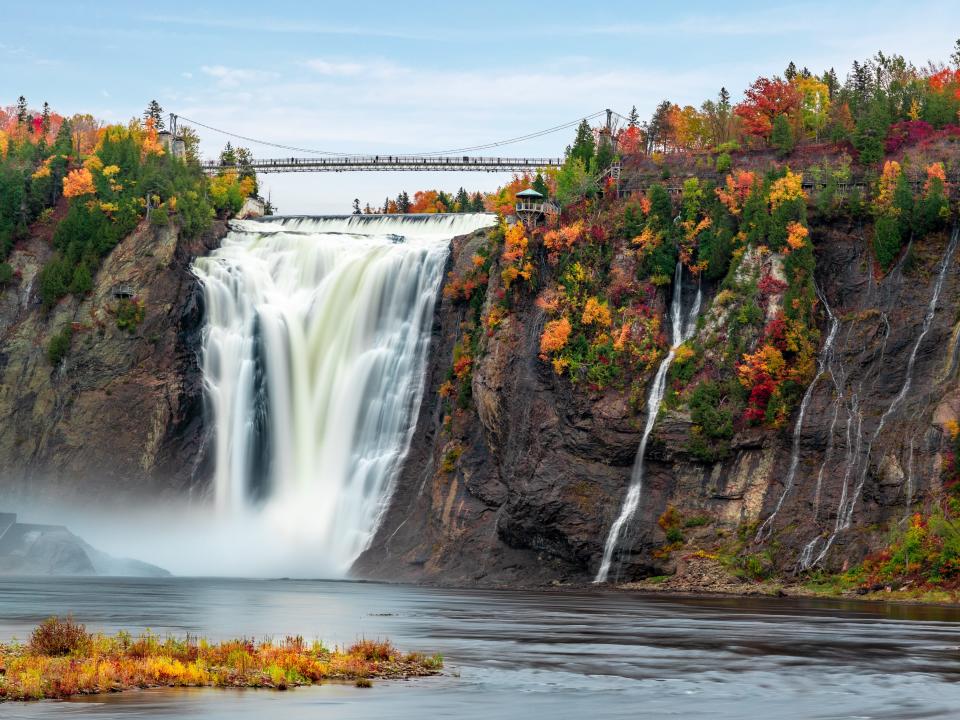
2;578;960;719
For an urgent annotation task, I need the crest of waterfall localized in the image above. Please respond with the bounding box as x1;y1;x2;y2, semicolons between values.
801;225;959;570
192;213;497;576
594;263;701;583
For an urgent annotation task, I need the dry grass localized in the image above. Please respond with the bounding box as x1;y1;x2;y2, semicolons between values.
0;617;443;701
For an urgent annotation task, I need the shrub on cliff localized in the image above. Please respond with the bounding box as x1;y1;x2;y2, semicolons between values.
47;325;73;366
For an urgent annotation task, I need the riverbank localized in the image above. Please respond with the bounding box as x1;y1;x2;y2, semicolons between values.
616;554;960;606
0;617;442;701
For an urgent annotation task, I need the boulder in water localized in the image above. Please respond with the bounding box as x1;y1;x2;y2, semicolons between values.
0;512;169;577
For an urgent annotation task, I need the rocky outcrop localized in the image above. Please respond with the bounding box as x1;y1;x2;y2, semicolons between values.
0;215;226;505
357;221;960;586
0;512;168;576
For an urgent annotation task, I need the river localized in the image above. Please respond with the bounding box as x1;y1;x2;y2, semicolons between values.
2;578;960;718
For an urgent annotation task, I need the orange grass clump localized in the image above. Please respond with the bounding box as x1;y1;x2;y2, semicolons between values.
0;617;443;701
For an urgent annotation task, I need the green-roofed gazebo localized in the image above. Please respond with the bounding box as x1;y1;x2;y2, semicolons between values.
514;188;557;228
515;188;544;199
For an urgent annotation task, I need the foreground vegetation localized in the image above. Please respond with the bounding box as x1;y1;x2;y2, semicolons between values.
0;617;442;701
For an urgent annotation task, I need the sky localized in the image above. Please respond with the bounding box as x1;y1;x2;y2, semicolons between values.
2;0;959;214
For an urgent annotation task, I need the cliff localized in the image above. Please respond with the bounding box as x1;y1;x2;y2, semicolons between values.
0;211;226;504
356;216;960;587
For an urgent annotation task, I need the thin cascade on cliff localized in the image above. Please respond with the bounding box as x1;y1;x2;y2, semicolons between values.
192;213;497;575
800;225;960;569
755;283;840;543
594;263;701;583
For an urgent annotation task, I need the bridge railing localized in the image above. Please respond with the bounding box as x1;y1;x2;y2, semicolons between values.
199;155;564;173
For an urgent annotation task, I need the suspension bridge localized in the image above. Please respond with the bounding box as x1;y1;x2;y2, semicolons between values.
170;110;626;175
198;155;565;173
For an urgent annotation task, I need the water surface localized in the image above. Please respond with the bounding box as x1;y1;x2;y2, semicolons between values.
2;577;960;719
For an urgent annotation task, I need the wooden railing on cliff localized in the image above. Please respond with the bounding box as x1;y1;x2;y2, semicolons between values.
616;174;960;199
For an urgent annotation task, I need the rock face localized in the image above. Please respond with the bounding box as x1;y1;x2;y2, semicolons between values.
356;221;960;586
2;210;958;589
0;215;226;504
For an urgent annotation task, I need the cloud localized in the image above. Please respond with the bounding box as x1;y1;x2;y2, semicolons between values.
142;14;429;40
302;58;404;79
302;59;367;77
200;65;277;88
181;71;193;80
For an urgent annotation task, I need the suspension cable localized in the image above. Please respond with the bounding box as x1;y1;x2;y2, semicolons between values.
175;110;610;158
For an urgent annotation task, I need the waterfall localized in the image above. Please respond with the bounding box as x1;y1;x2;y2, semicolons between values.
802;226;959;569
192;213;496;576
755;284;839;543
594;263;699;583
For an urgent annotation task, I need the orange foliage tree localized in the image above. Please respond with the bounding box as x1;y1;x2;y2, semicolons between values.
410;190;447;213
539;317;572;356
715;171;757;216
62;168;95;197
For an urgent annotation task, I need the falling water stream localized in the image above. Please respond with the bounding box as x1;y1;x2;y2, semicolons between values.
755;284;839;543
801;226;960;568
595;263;700;583
192;214;496;575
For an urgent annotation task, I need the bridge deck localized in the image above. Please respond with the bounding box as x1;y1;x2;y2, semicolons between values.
202;156;564;174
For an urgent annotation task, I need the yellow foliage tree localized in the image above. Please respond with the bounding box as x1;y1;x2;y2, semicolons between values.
875;160;901;212
793;75;831;140
581;297;612;327
62;168;95;198
768;169;806;210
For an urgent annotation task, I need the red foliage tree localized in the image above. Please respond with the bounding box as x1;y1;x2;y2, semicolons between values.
885;120;934;153
734;77;801;142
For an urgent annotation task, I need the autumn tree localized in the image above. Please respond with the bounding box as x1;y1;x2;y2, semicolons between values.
532;173;549;197
453;187;469;212
235;146;257;196
701;87;734;146
144;100;165;131
219;142;237;167
179;126;201;164
16;96;27;125
553;158;596;207
645;100;673;152
617;125;643;154
793;75;831;140
734;76;801;143
567;120;595;167
410;190;447;213
771;114;794;156
822;68;839;98
62;168;96;197
41;102;51;137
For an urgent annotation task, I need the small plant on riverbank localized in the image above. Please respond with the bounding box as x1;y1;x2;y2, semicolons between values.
29;616;90;656
0;619;442;701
